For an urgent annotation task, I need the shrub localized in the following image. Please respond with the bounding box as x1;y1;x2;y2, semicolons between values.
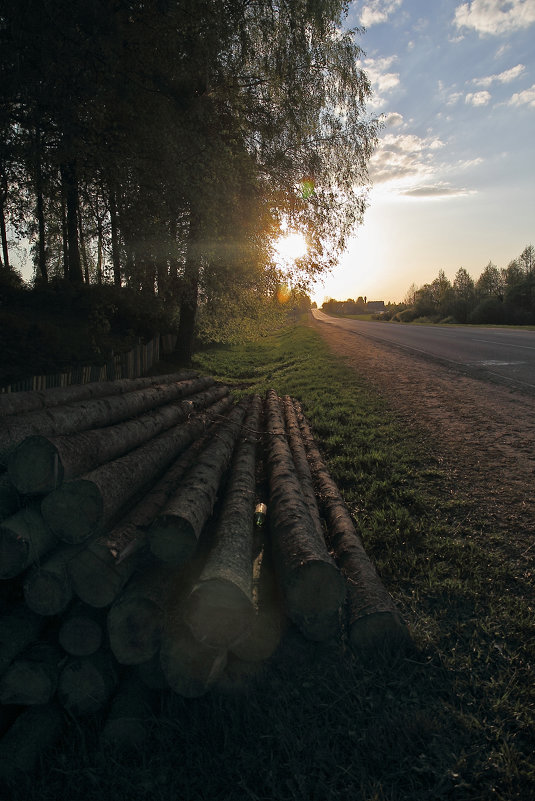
393;308;418;322
468;298;505;325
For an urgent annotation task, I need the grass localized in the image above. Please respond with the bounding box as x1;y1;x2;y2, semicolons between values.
12;323;535;801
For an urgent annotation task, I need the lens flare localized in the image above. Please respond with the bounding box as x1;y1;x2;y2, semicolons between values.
274;232;307;263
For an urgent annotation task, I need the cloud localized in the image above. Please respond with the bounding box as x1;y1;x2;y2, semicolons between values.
465;90;492;105
362;56;400;107
369;131;445;185
454;0;535;35
509;83;535;107
472;64;525;86
383;111;404;127
359;0;403;27
400;183;477;198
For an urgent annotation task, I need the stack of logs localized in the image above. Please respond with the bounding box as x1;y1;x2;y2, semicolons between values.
0;373;409;785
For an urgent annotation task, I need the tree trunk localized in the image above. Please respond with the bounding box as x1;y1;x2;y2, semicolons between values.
61;160;83;284
148;400;248;566
174;212;200;365
22;544;79;615
294;400;410;655
0;369;197;418
68;402;232;608
183;395;262;648
107;565;187;665
0;642;63;705
0;605;45;678
0;505;59;579
8;378;217;494
61;181;69;280
57;651;118;716
41;393;230;544
0;202;9;273
58;602;105;656
109;190;122;287
264;390;345;641
1;375;216;467
34;128;47;283
78;206;90;284
0;704;63;788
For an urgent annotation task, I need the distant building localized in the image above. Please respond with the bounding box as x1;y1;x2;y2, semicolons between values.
366;300;385;312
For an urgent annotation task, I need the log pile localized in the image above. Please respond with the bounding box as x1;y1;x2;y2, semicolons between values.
0;374;409;785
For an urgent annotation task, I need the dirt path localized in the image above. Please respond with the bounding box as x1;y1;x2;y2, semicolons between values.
311;317;535;555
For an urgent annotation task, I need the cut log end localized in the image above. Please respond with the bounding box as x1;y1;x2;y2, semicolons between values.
108;599;164;665
41;480;103;544
23;570;72;616
8;437;63;496
184;579;255;649
0;527;30;580
285;560;346;642
58;616;103;657
348;611;411;658
148;517;197;566
160;622;227;698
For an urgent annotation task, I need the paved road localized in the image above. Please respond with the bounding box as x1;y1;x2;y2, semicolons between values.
312;310;535;392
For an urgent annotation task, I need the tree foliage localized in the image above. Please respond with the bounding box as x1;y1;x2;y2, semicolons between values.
0;0;378;360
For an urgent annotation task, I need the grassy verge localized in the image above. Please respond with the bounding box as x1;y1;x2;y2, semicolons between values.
18;324;535;801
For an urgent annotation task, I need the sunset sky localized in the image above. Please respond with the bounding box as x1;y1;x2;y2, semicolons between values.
311;0;535;305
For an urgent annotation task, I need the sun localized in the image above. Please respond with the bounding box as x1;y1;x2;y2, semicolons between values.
274;231;308;263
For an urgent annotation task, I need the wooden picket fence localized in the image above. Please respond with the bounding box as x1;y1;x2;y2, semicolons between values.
0;333;178;394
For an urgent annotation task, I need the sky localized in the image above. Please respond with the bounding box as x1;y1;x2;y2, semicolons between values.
310;0;535;305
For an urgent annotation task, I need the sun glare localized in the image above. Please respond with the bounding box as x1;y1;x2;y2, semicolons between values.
274;231;308;263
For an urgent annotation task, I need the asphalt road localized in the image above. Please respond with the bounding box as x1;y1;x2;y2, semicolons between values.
312;310;535;392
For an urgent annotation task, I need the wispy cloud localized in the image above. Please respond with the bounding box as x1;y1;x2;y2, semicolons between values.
465;90;492;105
363;56;400;108
359;0;403;28
472;64;526;86
400;183;477;198
509;83;535;107
454;0;535;36
370;130;445;185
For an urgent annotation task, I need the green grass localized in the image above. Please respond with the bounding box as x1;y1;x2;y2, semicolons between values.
15;324;535;801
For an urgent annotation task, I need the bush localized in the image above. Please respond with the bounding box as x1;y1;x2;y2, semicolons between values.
393;308;418;322
468;298;505;325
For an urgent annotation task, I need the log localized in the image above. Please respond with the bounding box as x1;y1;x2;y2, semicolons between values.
0;704;63;788
7;378;218;495
107;565;188;665
0;375;214;466
67;406;232;608
0;605;46;678
101;672;156;750
183;396;262;648
136;653;168;690
0;505;59;579
0;473;19;523
264;390;345;641
294;400;410;654
57;651;118;715
0;370;197;418
282;395;342;638
0;642;63;705
23;544;79;615
160;617;227;698
58;602;105;656
148;400;248;565
230;547;283;663
41;391;231;544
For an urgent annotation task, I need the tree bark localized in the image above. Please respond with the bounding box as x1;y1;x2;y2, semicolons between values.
0;474;19;523
0;505;59;579
294;400;410;655
1;375;215;467
68;403;232;608
57;651;118;716
264;390;345;641
41;392;231;544
183;395;262;648
61;160;83;284
8;378;218;495
0;369;197;418
0;704;63;788
109;189;122;287
148;400;248;566
0;642;63;705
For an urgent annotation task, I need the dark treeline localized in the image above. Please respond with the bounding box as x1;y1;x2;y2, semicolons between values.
322;244;535;326
0;0;378;362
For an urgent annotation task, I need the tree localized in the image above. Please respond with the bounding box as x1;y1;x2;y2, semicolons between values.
476;261;504;300
452;267;476;323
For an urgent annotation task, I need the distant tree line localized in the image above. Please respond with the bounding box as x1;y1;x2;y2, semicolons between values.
321;296;370;316
0;0;378;361
395;245;535;325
